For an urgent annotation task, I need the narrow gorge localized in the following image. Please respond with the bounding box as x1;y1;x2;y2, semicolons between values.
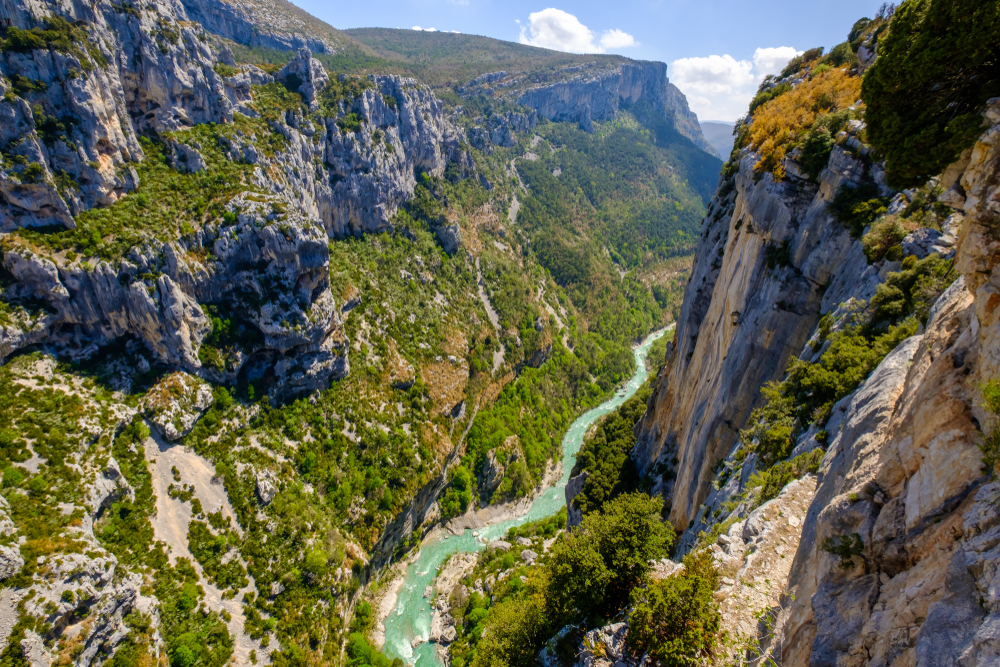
0;0;997;666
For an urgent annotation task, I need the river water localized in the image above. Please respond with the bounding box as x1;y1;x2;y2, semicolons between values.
382;327;670;667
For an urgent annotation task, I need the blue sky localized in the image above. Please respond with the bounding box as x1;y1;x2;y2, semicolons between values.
296;0;884;121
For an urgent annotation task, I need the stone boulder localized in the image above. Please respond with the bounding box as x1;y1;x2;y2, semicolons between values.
0;545;23;580
143;372;214;440
256;468;279;505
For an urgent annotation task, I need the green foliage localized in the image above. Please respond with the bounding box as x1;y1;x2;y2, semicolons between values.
862;215;908;263
315;74;375;118
745;448;824;504
739;382;797;467
798;111;853;181
439;465;473;519
96;419;156;566
8;74;46;96
979;379;1000;477
749;83;791;116
626;550;722;667
1;16;108;72
821;533;866;569
548;493;673;619
862;0;1000;187
13;118;284;260
823;41;859;68
457;497;672;667
469;594;549;667
830;182;890;238
155;559;234;667
763;241;793;271
337;112;364;133
213;63;239;77
188;518;249;594
347;632;403;667
249;82;306;120
742;254;951;469
570;387;650;517
868;254;952;327
198;304;264;372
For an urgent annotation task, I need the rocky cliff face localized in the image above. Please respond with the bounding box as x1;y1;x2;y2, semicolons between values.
458;62;715;156
630;53;1000;667
633;121;883;532
0;0;469;398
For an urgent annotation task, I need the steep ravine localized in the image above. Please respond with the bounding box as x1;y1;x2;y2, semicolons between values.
376;329;668;667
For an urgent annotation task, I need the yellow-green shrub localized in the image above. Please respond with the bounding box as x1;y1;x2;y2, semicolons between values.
746;69;862;179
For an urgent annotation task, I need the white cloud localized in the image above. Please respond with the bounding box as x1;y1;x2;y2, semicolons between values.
412;26;461;33
671;54;755;97
518;8;637;54
599;29;637;51
670;46;802;122
753;46;803;77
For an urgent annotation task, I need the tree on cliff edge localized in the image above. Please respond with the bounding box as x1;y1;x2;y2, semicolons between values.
862;0;1000;188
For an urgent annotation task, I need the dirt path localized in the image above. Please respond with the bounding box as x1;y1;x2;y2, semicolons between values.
144;422;268;664
475;256;506;373
508;192;519;224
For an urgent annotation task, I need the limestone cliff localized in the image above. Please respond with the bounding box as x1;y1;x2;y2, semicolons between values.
633;120;882;533
0;0;469;398
459;62;716;156
629;50;1000;667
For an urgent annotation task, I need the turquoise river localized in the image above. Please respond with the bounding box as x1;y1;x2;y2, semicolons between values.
382;326;670;667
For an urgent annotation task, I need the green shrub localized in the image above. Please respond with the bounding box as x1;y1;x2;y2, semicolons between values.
740;382;797;467
626;550;721;667
1;16;107;72
821;533;866;569
979;379;1000;477
213;63;239;78
439;465;473;519
745;447;824;504
2;466;23;488
798;111;853;180
823;41;858;68
469;595;549;667
868;253;951;327
763;241;793;271
20;162;45;184
337;112;363;133
829;182;889;237
862;0;1000;187
347;632;401;667
861;215;908;262
548;492;673;619
570;388;650;517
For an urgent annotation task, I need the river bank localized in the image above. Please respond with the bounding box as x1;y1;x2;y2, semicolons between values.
376;326;672;667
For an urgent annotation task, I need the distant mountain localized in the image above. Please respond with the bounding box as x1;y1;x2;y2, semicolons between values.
344;29;717;157
699;120;736;160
